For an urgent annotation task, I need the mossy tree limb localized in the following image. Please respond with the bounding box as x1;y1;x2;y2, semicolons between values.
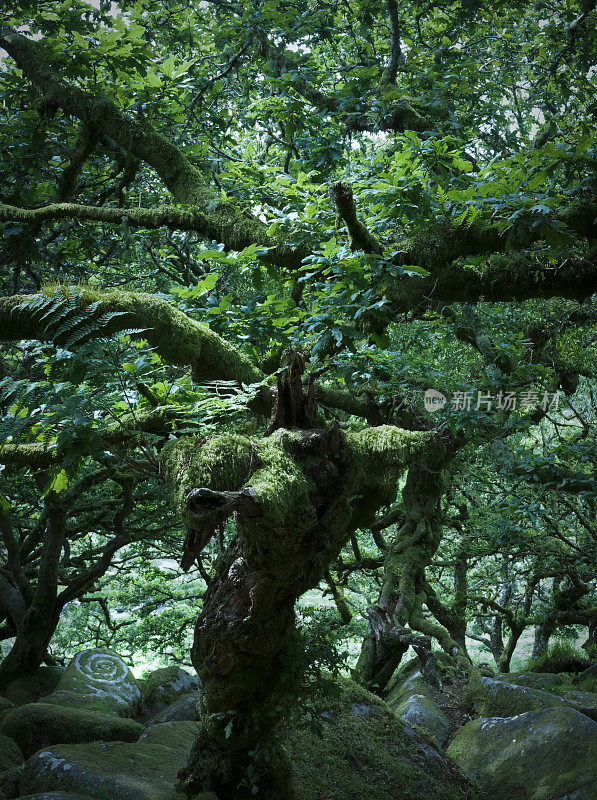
330;181;384;255
0;289;262;384
0;25;308;271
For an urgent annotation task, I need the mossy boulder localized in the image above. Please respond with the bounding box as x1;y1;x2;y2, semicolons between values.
13;742;185;800
144;691;199;727
139;666;199;718
0;702;142;757
386;670;439;709
495;671;573;691
385;670;450;748
43;650;141;717
2;666;64;707
573;662;597;692
12;680;479;800
469;672;597;719
447;707;597;800
0;732;23;773
393;694;451;749
137;720;198;750
286;679;477;800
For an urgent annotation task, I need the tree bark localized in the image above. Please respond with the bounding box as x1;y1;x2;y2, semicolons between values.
355;465;466;692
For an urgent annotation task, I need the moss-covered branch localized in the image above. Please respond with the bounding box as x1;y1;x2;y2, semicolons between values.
0;406;195;469
0;288;262;384
386;248;597;314
0;25;307;270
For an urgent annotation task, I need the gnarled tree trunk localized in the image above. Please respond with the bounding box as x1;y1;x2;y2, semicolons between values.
356;465;466;692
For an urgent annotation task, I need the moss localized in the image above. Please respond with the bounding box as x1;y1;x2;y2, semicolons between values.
0;703;142;758
343;427;437;493
162;433;254;521
138;721;198;751
44;650;140;718
163;430;318;532
248;431;315;530
393;694;451;749
447;707;597;800
0;732;23;773
0;288;264;385
285;678;478;800
140;667;199;714
17;741;187;800
468;673;596;719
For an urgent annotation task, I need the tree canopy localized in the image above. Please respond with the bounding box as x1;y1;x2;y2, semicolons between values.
0;1;595;798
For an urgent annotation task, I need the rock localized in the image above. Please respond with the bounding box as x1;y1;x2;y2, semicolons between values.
43;650;141;717
139;666;199;719
143;691;200;727
573;662;597;692
14;741;185;800
447;706;597;800
385;669;451;748
286;679;478;800
2;666;65;707
17;794;94;799
0;695;16;725
393;694;451;749
138;721;198;751
469;673;597;720
12;680;479;800
0;732;23;773
386;669;439;708
495;671;573;691
0;702;142;757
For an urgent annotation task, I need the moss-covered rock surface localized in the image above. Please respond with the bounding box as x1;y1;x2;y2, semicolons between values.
0;702;142;757
143;692;200;727
43;650;140;717
6;680;478;800
0;732;23;773
447;706;597;800
385;670;451;748
1;667;65;707
469;673;597;719
139;666;199;719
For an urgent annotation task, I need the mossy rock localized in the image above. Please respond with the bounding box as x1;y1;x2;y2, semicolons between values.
0;703;142;757
13;680;479;800
14;742;184;800
386;670;440;710
393;694;451;749
573;663;597;693
144;692;200;727
44;650;141;717
285;679;478;800
495;671;573;691
137;720;198;750
139;667;199;718
469;672;597;720
0;733;23;773
18;794;95;799
447;707;597;800
2;667;65;707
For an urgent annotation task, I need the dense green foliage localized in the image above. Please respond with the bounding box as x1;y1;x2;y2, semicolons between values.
0;1;595;796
